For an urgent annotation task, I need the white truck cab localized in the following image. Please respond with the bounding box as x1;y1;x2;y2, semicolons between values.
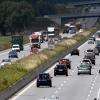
12;44;20;52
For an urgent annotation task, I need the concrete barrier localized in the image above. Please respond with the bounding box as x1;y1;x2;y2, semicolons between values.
0;32;94;100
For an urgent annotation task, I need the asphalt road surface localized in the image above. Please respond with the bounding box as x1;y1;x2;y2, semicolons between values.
0;33;75;67
9;37;100;100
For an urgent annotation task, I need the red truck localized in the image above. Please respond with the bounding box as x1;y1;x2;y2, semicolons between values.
29;34;41;53
58;59;71;69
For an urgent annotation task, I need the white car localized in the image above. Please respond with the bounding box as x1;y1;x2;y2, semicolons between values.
0;59;12;67
12;44;20;52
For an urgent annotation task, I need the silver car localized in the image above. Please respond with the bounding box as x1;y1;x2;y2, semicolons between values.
77;62;91;75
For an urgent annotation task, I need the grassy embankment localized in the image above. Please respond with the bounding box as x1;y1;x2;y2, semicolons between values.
0;36;30;51
0;28;96;92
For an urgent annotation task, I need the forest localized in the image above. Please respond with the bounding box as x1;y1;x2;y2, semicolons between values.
0;0;93;35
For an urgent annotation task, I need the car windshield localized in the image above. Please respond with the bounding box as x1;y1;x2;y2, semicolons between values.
39;74;49;79
12;46;19;48
87;50;93;52
80;64;89;68
56;65;65;69
83;60;90;62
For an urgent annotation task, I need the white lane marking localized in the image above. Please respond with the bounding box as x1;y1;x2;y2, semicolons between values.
54;90;58;94
64;81;66;83
86;73;98;100
58;87;61;90
97;88;100;99
10;36;89;100
51;95;55;98
61;84;63;87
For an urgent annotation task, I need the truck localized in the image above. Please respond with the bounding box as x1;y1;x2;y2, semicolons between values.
34;31;48;42
29;34;41;50
95;38;100;52
11;35;23;51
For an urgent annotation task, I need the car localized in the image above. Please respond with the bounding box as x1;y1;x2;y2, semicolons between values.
81;58;92;68
91;36;95;41
88;38;94;44
77;62;92;75
54;64;68;76
58;58;71;69
8;50;18;58
37;73;52;87
93;48;99;56
71;48;79;56
12;44;20;52
85;49;95;59
84;53;95;65
0;59;11;67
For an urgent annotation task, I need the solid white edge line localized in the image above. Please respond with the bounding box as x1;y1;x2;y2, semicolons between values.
97;88;100;99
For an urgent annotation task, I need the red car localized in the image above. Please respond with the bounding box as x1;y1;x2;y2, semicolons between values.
58;58;71;69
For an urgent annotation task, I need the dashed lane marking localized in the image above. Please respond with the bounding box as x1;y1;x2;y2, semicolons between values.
86;72;98;100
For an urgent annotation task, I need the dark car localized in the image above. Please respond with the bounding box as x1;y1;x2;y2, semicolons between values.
54;64;68;76
37;73;52;87
71;49;79;56
8;50;18;58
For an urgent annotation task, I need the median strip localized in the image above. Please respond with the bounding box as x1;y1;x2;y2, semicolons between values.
0;28;97;100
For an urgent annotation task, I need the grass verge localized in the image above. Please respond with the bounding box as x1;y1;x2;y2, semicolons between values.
0;28;97;92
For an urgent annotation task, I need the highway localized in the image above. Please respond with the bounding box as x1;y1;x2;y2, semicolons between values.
0;33;75;67
9;36;100;100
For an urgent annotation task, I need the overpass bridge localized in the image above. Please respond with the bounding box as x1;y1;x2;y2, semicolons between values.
67;0;100;6
46;12;100;26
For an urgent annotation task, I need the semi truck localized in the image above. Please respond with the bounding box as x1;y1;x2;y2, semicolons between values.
11;35;23;51
34;31;48;42
29;34;41;49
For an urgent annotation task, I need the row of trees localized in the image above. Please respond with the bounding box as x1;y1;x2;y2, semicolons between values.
0;0;57;35
0;0;89;35
0;1;34;35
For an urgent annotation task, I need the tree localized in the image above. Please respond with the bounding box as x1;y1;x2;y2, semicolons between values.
0;1;35;35
35;0;56;16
